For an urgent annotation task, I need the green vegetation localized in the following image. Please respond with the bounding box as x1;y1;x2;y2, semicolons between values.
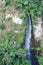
19;12;26;20
0;36;30;65
7;18;12;22
6;31;25;44
5;0;10;6
0;35;43;65
14;0;42;25
38;57;43;65
0;8;6;13
0;23;5;30
17;32;25;44
0;0;43;65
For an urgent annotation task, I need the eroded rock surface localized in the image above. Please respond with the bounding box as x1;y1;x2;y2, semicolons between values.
34;17;42;40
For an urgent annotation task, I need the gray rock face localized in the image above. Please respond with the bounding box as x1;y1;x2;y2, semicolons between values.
34;17;43;40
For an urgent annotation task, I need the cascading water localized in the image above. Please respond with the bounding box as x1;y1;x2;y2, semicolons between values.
25;14;31;51
24;14;31;59
24;14;39;65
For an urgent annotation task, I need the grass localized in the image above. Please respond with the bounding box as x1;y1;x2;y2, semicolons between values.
38;57;43;65
0;8;6;13
6;17;12;22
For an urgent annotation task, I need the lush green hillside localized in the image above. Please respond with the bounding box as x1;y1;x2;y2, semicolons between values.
0;0;43;65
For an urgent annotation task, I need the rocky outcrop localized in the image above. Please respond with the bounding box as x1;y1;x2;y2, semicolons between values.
34;17;42;40
34;17;43;56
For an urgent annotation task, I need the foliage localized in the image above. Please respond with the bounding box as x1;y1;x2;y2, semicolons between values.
14;0;42;25
7;31;25;44
7;18;12;22
5;0;10;6
1;8;6;13
0;0;43;65
38;57;43;65
0;23;5;30
7;31;17;42
41;9;43;21
0;36;43;65
19;12;26;20
0;37;31;65
17;32;25;44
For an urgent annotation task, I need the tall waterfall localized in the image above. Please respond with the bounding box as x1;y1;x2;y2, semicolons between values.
24;14;39;65
25;14;31;51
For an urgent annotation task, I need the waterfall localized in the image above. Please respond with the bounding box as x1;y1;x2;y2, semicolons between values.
24;14;39;65
25;14;31;51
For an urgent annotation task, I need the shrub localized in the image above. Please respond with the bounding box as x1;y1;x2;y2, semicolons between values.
0;37;31;65
5;0;10;6
19;12;26;20
7;18;12;22
0;23;5;30
14;0;42;25
38;57;43;65
1;8;6;13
